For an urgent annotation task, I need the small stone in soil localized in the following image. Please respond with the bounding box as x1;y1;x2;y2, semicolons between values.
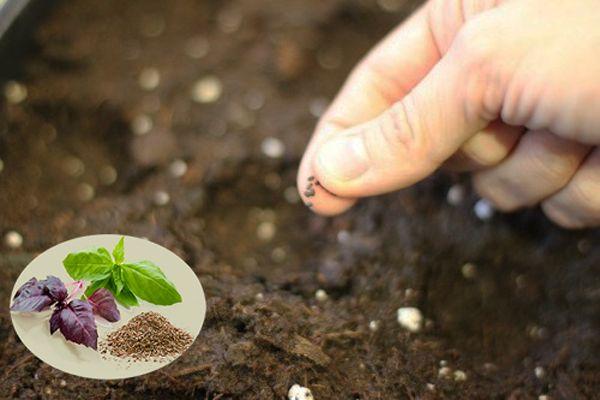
184;36;209;59
474;199;495;220
397;307;423;333
59;380;66;387
191;76;222;103
288;384;314;400
244;89;265;110
4;230;23;249
377;0;405;12
261;137;285;159
271;247;287;262
255;292;264;301
153;190;170;206
4;80;27;104
317;47;342;70
62;156;85;177
453;370;467;382
447;184;465;206
461;262;477;279
315;289;328;302
284;186;300;204
309;97;329;118
217;8;242;33
139;14;165;38
99;165;118;185
76;183;95;202
438;366;452;378
138;67;160;91
131;114;153;136
538;395;551;400
264;172;281;190
169;159;188;178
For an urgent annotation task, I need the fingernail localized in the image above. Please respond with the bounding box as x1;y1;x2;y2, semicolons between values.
317;136;368;181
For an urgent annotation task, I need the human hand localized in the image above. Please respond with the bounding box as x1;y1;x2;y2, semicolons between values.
297;0;600;228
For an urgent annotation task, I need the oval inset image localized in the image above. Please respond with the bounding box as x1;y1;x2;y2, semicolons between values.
10;234;206;379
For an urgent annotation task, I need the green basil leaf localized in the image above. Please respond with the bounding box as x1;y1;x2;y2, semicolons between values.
63;248;113;281
84;277;111;297
112;237;125;265
113;286;139;308
112;265;124;294
97;247;113;262
121;261;182;305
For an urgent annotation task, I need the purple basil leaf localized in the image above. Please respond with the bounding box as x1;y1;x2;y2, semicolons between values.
55;300;98;349
40;275;68;302
10;278;54;312
13;277;38;299
49;308;61;334
87;288;120;322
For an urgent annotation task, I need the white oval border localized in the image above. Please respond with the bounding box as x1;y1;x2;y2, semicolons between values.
10;234;206;379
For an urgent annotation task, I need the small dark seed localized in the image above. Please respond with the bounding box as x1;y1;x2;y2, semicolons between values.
306;202;313;207
308;176;315;182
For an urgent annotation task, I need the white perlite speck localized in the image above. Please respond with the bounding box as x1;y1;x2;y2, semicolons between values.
474;199;495;220
256;221;276;241
153;190;170;206
453;370;467;382
131;114;153;136
99;165;118;185
4;230;23;249
315;289;328;302
191;76;222;103
461;262;477;279
76;183;95;202
4;80;27;104
288;384;314;400
261;137;285;159
397;307;423;332
535;366;546;379
138;67;160;91
446;184;465;206
369;320;380;332
169;159;188;178
284;186;300;204
438;366;452;378
184;36;209;59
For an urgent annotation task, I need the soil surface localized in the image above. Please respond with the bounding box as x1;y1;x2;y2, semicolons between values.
0;0;599;399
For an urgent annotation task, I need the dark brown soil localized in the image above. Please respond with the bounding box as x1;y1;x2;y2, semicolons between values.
0;0;598;399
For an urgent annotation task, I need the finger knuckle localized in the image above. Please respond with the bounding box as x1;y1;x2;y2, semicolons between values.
526;145;573;185
376;99;430;161
454;18;498;74
568;179;600;215
542;201;583;229
473;174;519;212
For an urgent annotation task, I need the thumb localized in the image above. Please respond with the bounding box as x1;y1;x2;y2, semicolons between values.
312;22;507;198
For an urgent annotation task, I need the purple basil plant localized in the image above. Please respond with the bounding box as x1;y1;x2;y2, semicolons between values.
11;276;120;349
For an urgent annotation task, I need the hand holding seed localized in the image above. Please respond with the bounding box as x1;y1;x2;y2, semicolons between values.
298;0;600;228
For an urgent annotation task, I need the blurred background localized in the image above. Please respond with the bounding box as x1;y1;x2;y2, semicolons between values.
0;1;598;399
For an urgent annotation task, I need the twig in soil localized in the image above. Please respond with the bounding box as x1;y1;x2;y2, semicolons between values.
3;354;34;379
323;330;364;343
169;363;212;378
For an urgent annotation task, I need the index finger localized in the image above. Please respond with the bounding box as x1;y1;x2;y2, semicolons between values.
297;4;443;215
